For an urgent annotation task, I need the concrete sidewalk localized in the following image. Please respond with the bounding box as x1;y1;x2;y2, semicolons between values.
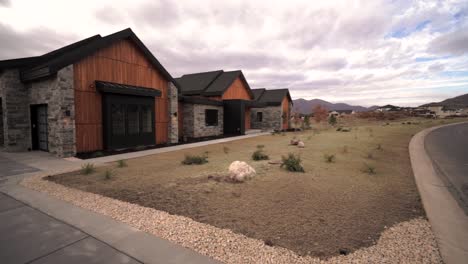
409;122;468;264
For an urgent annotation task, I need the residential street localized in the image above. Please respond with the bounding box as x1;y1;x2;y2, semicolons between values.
425;122;468;212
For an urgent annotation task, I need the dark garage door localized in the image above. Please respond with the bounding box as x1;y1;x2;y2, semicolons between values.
103;94;155;150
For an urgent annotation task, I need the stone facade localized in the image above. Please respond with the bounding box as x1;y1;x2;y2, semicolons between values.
0;66;75;157
250;106;282;131
182;103;223;138
0;97;4;147
167;81;178;144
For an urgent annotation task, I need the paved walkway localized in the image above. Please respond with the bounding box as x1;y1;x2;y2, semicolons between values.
0;133;270;264
409;121;468;264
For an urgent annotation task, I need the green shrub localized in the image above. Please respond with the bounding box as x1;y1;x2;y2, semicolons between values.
324;154;336;163
81;163;95;175
182;154;208;165
281;153;305;172
328;115;337;126
376;144;383;151
104;169;113;180
252;149;269;161
117;160;127;168
362;163;376;174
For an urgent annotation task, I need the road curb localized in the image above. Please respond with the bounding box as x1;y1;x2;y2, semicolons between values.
409;122;468;264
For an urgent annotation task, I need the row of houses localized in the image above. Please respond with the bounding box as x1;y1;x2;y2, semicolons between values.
0;28;293;157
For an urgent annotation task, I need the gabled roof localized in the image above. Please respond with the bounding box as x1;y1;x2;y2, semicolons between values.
0;28;178;87
176;70;253;98
252;88;293;106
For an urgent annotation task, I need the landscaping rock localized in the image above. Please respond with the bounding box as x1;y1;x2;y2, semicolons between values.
297;141;305;148
290;138;299;145
228;161;256;182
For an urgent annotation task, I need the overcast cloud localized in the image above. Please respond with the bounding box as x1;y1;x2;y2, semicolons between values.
0;0;467;106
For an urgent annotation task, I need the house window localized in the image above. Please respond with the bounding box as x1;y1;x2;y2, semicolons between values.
205;109;218;126
257;112;263;122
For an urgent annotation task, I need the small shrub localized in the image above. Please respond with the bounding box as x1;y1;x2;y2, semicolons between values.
104;169;113;180
117;160;127;168
329;115;337;126
362;163;376;174
281;132;286;136
81;163;95;175
324;154;336;163
252;149;269;161
256;144;265;149
336;127;342;131
182;154;208;165
281;153;305;172
376;144;383;151
223;146;230;154
366;152;374;159
342;145;348;154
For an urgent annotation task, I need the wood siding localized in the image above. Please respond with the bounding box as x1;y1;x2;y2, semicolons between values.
74;39;169;152
245;108;251;130
282;96;290;130
221;77;252;100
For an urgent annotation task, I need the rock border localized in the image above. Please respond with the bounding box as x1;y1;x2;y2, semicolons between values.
22;175;442;264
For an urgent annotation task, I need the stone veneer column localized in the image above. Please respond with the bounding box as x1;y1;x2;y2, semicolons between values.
55;66;76;157
0;69;30;151
168;81;178;144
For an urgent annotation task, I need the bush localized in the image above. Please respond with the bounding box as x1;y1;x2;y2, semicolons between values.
324;154;336;163
81;163;95;175
117;160;127;168
256;144;265;149
252;149;269;161
281;153;305;172
328;115;337;126
182;154;208;165
104;169;113;180
376;144;383;151
223;146;230;154
362;163;376;174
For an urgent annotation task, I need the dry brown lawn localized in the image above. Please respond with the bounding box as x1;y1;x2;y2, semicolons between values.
49;117;465;258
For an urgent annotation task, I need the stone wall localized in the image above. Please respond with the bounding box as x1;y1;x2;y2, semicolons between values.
0;97;3;147
251;106;282;131
182;103;223;138
27;65;75;157
0;69;30;151
167;82;178;144
0;66;75;157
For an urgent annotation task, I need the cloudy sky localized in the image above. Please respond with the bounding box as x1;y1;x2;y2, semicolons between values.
1;0;467;106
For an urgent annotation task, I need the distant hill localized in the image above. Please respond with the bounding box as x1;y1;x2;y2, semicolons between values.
421;93;468;108
293;98;370;114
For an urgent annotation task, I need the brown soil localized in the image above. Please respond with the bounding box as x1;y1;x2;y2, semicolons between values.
50;118;457;258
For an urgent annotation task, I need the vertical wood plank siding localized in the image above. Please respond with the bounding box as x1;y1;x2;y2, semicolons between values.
74;39;169;152
245;108;251;129
221;77;252;100
282;96;289;130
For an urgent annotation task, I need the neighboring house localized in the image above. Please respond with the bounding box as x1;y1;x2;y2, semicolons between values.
250;88;293;131
0;28;178;157
175;70;255;139
375;104;401;112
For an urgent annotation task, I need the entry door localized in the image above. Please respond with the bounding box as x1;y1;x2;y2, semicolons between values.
31;105;48;151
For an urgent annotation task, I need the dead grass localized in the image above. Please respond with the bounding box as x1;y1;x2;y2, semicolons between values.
49;117;467;258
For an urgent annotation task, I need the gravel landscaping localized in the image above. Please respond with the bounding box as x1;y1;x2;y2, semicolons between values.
22;174;442;263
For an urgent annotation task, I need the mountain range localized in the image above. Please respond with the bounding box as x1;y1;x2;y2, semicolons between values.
420;93;468;108
292;98;375;114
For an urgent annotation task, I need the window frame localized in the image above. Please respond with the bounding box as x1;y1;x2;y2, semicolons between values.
205;109;219;126
256;112;263;122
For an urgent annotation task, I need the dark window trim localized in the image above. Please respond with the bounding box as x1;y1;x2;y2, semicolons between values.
205;109;219;126
256;112;263;122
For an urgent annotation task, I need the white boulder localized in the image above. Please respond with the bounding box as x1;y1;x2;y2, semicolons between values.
228;161;256;182
298;141;305;148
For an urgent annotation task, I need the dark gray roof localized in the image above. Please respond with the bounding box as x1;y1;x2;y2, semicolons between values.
177;70;253;98
251;88;266;101
0;28;178;87
252;88;292;106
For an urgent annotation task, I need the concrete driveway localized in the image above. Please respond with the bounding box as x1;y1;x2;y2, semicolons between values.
0;155;39;178
0;193;140;264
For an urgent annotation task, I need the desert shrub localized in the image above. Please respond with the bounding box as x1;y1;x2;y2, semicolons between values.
256;144;265;149
362;163;376;174
328;115;337;126
281;153;305;172
303;115;311;129
342;145;348;154
223;146;230;154
324;154;336;163
366;152;374;159
252;149;269;161
336;127;342;131
376;144;383;151
117;160;127;168
104;169;113;180
81;163;95;175
182;154;208;165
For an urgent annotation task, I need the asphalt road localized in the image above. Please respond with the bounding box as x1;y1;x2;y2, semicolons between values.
425;122;468;212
